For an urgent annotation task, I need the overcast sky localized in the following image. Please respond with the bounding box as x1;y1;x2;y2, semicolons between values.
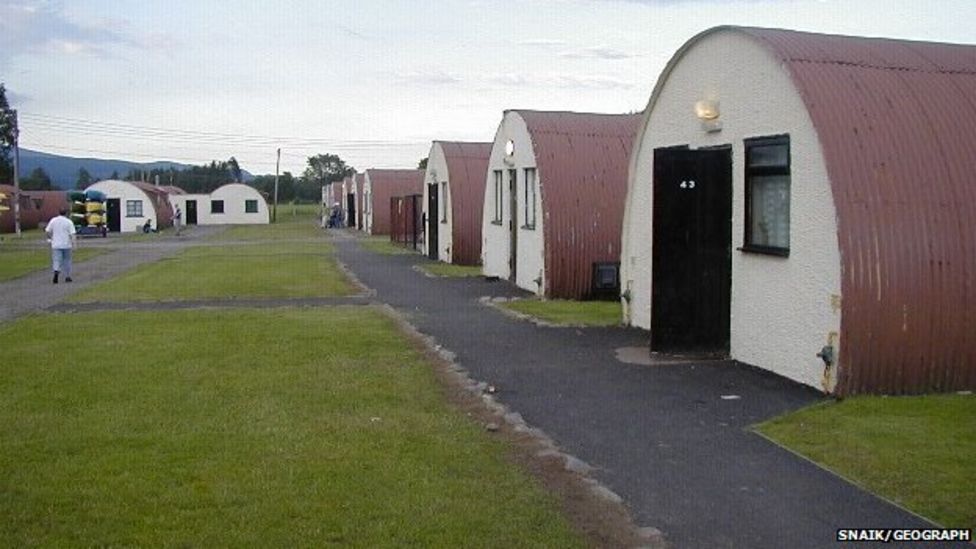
2;0;974;175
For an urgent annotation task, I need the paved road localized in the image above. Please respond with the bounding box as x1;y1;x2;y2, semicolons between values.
333;232;945;549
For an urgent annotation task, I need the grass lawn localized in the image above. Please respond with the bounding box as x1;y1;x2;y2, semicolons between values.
756;395;976;527
0;308;583;547
70;242;353;302
502;299;622;327
360;236;417;255
0;247;105;282
419;262;482;277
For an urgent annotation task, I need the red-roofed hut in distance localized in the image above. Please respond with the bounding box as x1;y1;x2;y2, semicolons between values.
422;141;491;265
362;169;424;235
620;26;976;395
481;110;640;300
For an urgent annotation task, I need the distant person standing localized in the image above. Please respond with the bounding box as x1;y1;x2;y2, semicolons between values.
173;205;183;236
45;208;77;284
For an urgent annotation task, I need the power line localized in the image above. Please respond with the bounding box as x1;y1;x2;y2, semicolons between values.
20;112;428;148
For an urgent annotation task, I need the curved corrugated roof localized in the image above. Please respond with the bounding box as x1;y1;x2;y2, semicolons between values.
670;27;976;394
129;181;175;226
365;169;424;235
436;141;491;265
514;110;641;299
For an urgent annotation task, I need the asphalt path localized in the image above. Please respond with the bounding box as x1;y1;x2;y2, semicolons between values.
333;231;950;549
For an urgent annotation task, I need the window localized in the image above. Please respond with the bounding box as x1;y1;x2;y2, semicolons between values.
492;170;503;224
523;168;537;229
744;135;791;256
245;199;258;213
440;182;448;222
211;200;225;214
125;200;143;217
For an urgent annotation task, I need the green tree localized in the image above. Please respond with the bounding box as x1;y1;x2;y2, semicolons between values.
302;154;353;187
110;170;120;180
417;157;428;170
21;167;54;190
0;84;15;184
76;167;93;189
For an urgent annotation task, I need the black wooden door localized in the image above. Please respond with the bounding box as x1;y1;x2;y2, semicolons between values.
106;199;121;232
186;200;197;224
651;147;732;354
346;194;356;227
427;184;438;259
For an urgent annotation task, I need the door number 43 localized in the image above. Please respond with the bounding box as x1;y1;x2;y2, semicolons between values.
679;180;697;189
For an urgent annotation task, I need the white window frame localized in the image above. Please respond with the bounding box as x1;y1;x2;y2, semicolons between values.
125;200;143;217
492;170;503;224
523;168;537;230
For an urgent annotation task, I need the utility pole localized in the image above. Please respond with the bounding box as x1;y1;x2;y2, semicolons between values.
12;109;20;237
273;147;280;223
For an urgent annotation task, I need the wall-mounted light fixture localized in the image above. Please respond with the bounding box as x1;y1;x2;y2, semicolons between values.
694;99;722;133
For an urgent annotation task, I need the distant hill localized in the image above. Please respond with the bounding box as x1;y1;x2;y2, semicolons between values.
18;149;254;189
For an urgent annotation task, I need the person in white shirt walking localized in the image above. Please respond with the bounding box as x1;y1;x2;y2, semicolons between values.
45;208;77;284
173;205;183;236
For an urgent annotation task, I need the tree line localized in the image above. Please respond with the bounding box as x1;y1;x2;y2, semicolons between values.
1;83;356;201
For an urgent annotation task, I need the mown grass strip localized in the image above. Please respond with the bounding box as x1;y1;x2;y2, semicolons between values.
502;299;622;327
70;242;353;302
756;394;976;527
419;263;482;277
0;308;583;547
360;236;417;255
0;247;105;282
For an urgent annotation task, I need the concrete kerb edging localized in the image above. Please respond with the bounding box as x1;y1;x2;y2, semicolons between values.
477;296;591;329
372;301;666;548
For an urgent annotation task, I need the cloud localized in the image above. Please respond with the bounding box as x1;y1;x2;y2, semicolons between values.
484;72;634;90
393;69;463;86
519;38;568;47
0;1;167;64
559;46;637;59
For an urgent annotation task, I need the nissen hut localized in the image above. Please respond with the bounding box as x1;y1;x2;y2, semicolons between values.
619;26;976;395
85;180;176;232
362;169;424;235
422;141;492;265
482;110;640;299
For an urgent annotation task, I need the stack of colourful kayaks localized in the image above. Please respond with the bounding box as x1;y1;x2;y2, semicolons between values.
68;189;108;233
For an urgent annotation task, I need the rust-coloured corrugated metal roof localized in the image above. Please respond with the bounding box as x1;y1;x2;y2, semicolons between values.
0;184;41;232
734;27;976;394
514;110;641;299
437;141;491;265
130;181;176;227
24;190;69;224
365;169;424;235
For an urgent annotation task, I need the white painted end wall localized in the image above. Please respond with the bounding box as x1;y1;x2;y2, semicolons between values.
621;29;842;389
482;112;545;294
86;180;158;233
422;143;453;262
169;184;268;225
362;176;373;234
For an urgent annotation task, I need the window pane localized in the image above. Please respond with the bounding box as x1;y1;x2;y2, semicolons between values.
441;182;448;222
493;170;502;222
126;200;143;217
245;200;258;213
524;168;536;228
211;200;224;214
748;143;789;168
749;174;790;248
